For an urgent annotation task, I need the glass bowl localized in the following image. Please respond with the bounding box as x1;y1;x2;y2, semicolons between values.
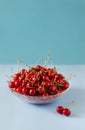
11;88;69;104
8;64;70;104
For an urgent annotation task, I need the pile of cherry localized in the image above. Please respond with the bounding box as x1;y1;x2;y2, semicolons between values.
8;65;69;97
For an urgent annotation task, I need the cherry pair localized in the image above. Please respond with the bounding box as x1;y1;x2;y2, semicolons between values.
56;106;71;116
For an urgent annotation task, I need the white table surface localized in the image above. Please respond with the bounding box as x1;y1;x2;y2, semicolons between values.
0;65;85;130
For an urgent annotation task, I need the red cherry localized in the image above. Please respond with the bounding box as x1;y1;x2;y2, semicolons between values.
64;82;69;90
56;106;64;114
26;82;32;88
35;65;42;71
26;72;30;79
29;88;36;96
38;86;45;94
22;87;28;94
63;108;71;116
58;74;64;79
22;79;27;83
20;69;26;75
54;74;59;80
42;81;50;88
49;85;56;92
15;87;22;93
41;67;46;74
57;79;65;84
42;75;49;81
15;80;20;87
9;81;15;88
21;80;27;87
48;71;55;78
43;93;49;96
57;90;63;94
18;76;23;83
31;76;38;83
34;83;39;88
13;73;20;81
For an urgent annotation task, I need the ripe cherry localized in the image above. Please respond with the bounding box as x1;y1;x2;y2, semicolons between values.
29;88;36;96
26;72;30;79
13;73;20;81
26;82;32;88
58;74;64;79
31;76;38;83
57;79;65;84
48;71;55;78
20;69;26;75
42;75;49;81
56;106;64;114
64;82;69;89
9;81;15;88
34;83;39;88
63;108;71;116
22;87;28;94
38;86;45;94
49;85;56;92
35;65;42;71
43;93;49;96
15;87;22;93
42;81;50;88
15;80;20;87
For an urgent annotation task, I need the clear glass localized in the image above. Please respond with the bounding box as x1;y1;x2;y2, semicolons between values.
12;88;69;104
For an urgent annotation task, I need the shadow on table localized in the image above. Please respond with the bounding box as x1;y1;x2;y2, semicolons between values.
32;87;85;117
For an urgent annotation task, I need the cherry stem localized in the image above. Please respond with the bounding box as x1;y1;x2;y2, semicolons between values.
44;55;50;67
65;74;75;81
34;56;42;65
17;59;23;72
5;74;12;81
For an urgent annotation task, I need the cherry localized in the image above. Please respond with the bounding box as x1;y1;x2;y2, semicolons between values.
22;87;28;95
42;75;49;81
63;108;71;116
43;93;49;96
26;72;30;79
15;80;20;87
64;82;69;89
22;79;26;83
58;74;64;79
48;71;55;78
26;82;32;88
29;88;36;96
31;76;38;83
21;80;27;87
54;74;59;80
49;85;56;92
35;65;42;71
18;76;23;83
42;81;50;88
34;83;39;88
9;81;15;88
15;87;22;93
57;79;65;84
56;106;64;114
13;73;20;81
20;69;26;75
38;86;45;94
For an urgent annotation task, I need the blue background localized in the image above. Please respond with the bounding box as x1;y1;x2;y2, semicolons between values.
0;0;85;64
